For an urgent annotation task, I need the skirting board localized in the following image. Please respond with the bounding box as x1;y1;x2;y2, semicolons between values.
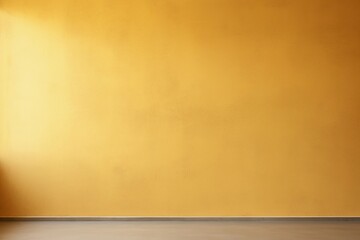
0;217;359;222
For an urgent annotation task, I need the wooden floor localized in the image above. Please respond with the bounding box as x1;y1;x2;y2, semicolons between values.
0;221;359;239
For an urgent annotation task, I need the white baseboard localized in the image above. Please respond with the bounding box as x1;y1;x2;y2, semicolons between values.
0;216;359;221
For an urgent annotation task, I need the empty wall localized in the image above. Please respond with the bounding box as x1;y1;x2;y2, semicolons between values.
0;0;360;216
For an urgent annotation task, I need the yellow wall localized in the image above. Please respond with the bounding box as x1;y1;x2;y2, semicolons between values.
1;0;360;216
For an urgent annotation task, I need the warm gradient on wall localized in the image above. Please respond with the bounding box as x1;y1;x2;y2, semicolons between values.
0;0;360;216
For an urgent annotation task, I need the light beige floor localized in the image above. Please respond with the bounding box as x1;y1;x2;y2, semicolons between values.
0;221;359;240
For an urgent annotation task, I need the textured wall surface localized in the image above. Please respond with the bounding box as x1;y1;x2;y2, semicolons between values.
0;0;359;216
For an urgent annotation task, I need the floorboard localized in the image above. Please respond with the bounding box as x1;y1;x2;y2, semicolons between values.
0;221;359;239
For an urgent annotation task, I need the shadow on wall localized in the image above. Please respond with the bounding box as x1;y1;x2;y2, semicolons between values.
0;165;24;237
0;166;20;216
